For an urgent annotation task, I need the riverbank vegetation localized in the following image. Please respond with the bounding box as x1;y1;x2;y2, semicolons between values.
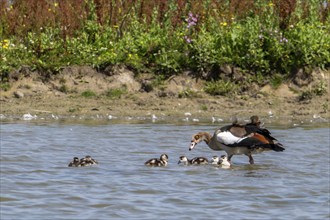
0;0;329;93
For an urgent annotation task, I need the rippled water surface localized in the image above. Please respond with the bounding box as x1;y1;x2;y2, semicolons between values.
1;120;329;220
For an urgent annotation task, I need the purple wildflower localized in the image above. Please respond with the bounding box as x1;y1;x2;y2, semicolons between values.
186;12;198;29
187;22;196;29
323;1;328;9
184;36;192;43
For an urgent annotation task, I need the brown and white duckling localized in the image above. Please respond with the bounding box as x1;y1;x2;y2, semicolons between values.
79;155;98;167
145;154;168;167
178;156;208;165
210;155;231;168
68;157;80;167
210;156;220;165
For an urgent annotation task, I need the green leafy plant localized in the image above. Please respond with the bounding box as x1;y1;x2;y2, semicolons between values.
313;81;327;96
0;0;328;81
0;82;10;91
270;74;284;89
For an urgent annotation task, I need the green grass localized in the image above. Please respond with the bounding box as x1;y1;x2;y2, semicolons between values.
298;81;328;101
0;82;11;91
81;90;97;98
270;74;284;89
178;89;200;98
104;88;127;99
204;80;237;96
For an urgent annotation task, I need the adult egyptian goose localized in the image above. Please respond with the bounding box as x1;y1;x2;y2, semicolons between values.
210;155;231;168
178;156;209;165
145;154;169;167
189;116;285;164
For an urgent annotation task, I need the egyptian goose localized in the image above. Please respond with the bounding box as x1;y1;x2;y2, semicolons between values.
189;116;285;164
178;156;209;165
68;157;80;167
210;155;231;168
79;155;98;166
145;154;169;167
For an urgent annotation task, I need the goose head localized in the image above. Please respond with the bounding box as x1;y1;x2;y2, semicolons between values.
189;132;210;151
160;154;169;162
178;156;189;165
210;156;220;164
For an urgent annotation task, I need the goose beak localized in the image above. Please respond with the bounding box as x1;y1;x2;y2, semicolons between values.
189;141;197;151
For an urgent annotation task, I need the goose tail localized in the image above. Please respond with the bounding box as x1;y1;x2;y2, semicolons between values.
252;143;285;152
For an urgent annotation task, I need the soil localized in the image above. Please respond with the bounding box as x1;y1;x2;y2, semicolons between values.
0;65;329;124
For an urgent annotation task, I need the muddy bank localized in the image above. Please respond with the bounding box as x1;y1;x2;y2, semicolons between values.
0;66;329;124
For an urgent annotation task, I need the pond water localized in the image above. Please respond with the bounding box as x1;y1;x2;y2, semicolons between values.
1;119;329;220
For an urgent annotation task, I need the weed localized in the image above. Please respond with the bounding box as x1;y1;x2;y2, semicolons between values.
178;89;199;98
59;85;69;94
81;90;96;98
0;82;10;91
200;105;208;111
151;75;166;89
299;90;314;101
59;78;66;84
68;107;80;113
270;74;284;89
104;88;127;99
313;81;327;96
204;80;237;96
322;102;328;113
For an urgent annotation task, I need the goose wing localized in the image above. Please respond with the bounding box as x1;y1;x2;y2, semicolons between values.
220;124;278;143
216;130;284;151
216;130;249;145
235;135;285;152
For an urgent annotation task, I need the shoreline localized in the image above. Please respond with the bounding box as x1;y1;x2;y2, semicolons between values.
1;95;329;126
1;66;329;126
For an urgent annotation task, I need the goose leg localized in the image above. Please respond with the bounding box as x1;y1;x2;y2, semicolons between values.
248;155;254;164
227;155;233;164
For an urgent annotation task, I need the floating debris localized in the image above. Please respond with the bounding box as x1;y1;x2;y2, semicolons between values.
22;113;37;120
184;112;192;116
